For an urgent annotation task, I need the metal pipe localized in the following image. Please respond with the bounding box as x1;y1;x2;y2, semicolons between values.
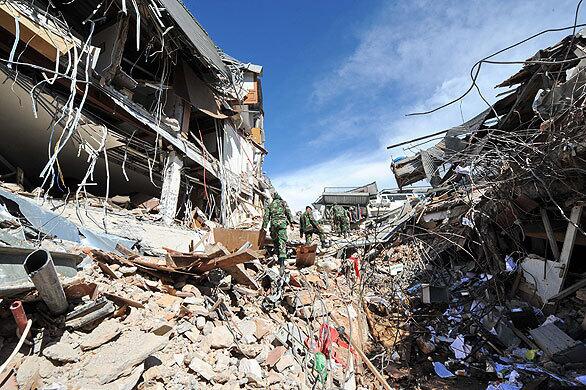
23;249;68;314
10;300;28;337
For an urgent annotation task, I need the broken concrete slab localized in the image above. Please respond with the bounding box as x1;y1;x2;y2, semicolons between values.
43;341;80;363
188;355;214;382
210;325;235;349
81;331;167;385
16;356;42;388
529;323;586;363
80;319;122;351
101;362;144;390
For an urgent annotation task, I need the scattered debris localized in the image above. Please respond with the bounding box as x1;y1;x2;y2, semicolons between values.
0;0;585;389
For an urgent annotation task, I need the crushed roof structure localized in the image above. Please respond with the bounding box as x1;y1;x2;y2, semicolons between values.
0;0;269;230
314;182;378;206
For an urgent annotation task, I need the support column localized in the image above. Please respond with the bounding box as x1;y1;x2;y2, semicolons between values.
160;150;183;226
540;208;560;260
558;205;583;281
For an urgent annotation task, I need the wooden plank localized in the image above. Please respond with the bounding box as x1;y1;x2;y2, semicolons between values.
250;127;262;144
540;209;560;260
205;242;230;258
97;262;119;279
223;264;259;290
548;277;586;302
115;243;140;259
103;292;144;309
0;4;78;62
180;101;191;139
524;231;586;246
296;244;317;267
163;242;228;269
243;81;259;104
213;228;265;252
194;249;262;273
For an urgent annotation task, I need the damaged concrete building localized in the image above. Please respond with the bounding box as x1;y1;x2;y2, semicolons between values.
368;29;586;388
0;0;268;228
3;1;586;389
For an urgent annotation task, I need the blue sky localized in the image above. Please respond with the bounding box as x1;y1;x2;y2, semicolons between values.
190;0;580;211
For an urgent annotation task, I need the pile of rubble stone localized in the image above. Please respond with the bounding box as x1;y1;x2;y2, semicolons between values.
343;29;586;389
0;182;383;390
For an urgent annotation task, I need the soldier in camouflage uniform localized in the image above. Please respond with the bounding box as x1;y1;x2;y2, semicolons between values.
300;206;326;246
332;204;350;237
262;193;293;272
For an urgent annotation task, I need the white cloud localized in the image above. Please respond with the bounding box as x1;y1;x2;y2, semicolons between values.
273;0;580;210
314;0;576;104
272;151;393;212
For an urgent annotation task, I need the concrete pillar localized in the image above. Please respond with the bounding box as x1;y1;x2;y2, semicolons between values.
160;150;183;225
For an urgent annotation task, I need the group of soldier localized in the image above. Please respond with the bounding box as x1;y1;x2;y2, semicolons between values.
262;193;352;272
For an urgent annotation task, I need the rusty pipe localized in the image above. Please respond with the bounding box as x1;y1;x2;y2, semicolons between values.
10;300;27;337
23;249;68;314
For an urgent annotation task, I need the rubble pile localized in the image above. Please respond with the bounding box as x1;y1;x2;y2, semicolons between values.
0;182;384;389
2;0;586;387
341;30;586;388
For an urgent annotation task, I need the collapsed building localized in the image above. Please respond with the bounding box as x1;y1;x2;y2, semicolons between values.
2;1;586;389
390;31;586;306
355;29;586;388
0;0;268;228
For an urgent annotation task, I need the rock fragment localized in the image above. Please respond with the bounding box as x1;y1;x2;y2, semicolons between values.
43;342;80;363
188;356;214;382
210;325;235;348
80;320;122;351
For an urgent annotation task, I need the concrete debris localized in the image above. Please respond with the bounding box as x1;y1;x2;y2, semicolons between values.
266;345;287;367
209;325;235;349
188;355;215;382
82;331;167;385
1;1;586;389
80;319;122;350
16;356;43;387
42;342;80;363
238;358;264;382
238;319;258;344
275;353;297;373
350;24;586;389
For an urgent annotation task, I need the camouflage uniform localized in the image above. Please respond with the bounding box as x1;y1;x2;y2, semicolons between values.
262;194;293;261
332;204;350;236
300;210;325;245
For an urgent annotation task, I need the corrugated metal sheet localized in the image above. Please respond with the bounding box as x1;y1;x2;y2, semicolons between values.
320;192;370;205
316;182;378;205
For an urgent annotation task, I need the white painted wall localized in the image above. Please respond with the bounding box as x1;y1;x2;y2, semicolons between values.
222;122;254;176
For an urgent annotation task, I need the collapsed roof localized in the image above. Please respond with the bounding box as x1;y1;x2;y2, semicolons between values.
0;0;268;228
